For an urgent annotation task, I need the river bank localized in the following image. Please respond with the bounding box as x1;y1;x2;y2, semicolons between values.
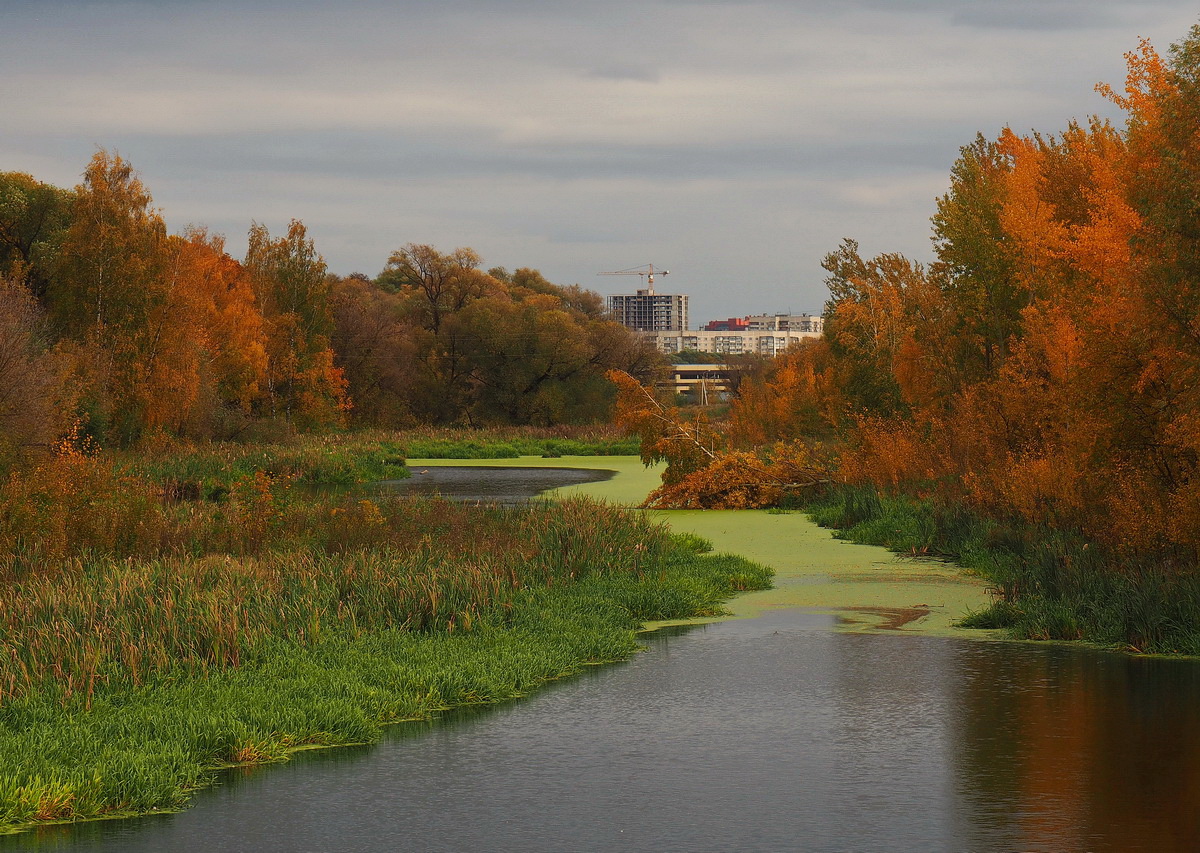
13;453;1192;849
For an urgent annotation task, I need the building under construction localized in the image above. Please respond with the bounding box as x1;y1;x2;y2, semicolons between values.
601;264;688;332
607;289;689;332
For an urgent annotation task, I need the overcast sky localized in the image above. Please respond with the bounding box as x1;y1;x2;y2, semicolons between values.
2;1;1197;324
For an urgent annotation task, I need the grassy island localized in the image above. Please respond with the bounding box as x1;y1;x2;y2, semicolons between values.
0;437;769;832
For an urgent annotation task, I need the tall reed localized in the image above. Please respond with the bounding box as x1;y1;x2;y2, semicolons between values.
0;489;674;707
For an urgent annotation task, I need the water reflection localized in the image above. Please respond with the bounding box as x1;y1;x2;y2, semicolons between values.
14;609;1200;851
951;642;1200;851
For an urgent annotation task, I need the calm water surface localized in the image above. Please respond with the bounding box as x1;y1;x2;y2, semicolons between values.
14;610;1200;853
374;465;614;503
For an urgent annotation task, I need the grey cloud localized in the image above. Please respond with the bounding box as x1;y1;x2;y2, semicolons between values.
585;64;662;83
17;128;955;186
4;0;1198;322
949;1;1129;31
544;229;631;245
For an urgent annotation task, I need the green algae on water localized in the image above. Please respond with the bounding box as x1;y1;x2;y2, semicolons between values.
413;457;998;639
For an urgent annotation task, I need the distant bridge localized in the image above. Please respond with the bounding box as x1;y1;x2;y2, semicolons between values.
661;363;738;404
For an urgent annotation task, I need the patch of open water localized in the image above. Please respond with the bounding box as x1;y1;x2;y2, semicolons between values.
16;609;1200;852
373;465;614;503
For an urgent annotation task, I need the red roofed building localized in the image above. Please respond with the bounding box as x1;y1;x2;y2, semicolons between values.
704;317;750;331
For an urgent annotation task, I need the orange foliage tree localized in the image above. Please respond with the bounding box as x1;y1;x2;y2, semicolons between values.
662;25;1200;568
0;150;658;451
137;229;269;436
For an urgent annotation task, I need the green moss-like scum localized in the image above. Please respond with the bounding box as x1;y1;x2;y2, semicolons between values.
800;484;1200;655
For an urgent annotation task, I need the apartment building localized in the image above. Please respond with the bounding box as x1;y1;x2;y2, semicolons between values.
648;327;821;356
605;285;823;354
742;313;824;334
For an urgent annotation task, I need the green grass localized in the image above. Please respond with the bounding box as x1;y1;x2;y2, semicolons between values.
390;423;638;458
0;493;686;704
803;484;1200;655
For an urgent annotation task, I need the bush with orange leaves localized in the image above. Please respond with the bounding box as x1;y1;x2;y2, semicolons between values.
0;427;165;567
836;415;939;491
606;368;723;485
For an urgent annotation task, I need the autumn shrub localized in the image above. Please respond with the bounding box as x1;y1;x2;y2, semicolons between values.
836;416;940;490
223;471;287;555
644;451;782;509
0;277;75;473
0;443;167;568
608;370;834;509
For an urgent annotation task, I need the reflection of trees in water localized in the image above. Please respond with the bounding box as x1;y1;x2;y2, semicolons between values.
952;643;1200;850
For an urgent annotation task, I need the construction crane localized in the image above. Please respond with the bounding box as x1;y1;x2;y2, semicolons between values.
597;263;670;294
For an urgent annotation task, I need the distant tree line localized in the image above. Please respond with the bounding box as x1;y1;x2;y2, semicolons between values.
0;152;658;463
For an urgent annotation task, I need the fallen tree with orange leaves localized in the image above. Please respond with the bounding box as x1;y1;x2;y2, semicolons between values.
606;369;834;508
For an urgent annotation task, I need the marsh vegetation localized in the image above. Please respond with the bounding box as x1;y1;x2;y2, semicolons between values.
0;437;768;831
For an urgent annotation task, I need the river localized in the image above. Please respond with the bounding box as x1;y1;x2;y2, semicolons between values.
9;459;1200;852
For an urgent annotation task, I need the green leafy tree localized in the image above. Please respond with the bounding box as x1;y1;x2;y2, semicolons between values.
49;151;171;443
377;244;490;333
245;220;347;428
0;172;73;300
461;292;592;424
52;151;168;341
931;134;1025;378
